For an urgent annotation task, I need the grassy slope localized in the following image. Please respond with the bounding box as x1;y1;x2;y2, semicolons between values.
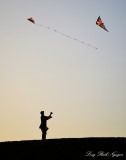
0;138;126;159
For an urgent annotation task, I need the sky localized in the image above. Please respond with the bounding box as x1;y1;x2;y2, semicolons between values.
0;0;126;142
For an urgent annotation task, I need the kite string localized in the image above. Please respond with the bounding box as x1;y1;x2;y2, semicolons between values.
36;23;98;49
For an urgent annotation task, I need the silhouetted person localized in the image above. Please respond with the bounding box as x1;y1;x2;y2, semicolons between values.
39;111;53;140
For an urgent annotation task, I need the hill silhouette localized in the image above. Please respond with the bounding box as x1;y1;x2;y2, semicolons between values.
0;137;126;159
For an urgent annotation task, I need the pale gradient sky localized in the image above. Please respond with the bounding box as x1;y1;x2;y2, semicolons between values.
0;0;126;142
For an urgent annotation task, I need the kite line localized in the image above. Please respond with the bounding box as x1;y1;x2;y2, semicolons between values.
27;17;98;50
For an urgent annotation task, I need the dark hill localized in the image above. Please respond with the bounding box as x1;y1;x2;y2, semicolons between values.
0;138;126;159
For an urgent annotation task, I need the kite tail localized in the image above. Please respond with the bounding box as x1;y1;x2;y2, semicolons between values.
35;23;98;50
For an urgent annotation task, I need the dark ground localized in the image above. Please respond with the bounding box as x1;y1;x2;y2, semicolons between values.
0;137;126;159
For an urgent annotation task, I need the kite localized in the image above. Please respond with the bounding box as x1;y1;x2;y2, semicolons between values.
27;17;98;49
27;17;35;24
96;16;108;32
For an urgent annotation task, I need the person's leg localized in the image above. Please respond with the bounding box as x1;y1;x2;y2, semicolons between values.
42;130;46;140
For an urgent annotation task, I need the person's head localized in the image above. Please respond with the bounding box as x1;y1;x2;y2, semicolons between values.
40;111;44;115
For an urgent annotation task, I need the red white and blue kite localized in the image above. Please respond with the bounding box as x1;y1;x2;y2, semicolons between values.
96;16;108;32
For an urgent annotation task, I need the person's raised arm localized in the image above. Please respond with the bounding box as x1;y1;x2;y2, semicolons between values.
49;112;53;118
